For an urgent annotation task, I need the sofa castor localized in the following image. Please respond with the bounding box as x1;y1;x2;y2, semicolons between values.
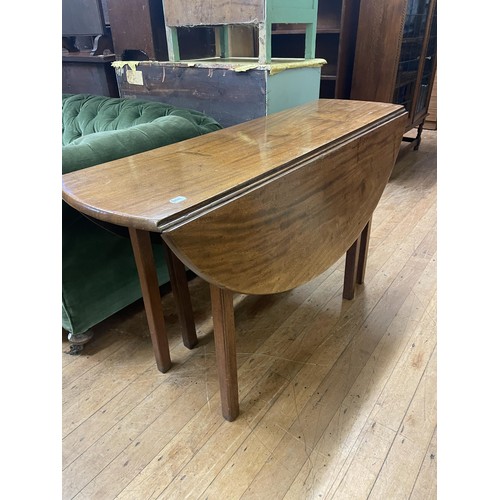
67;329;94;355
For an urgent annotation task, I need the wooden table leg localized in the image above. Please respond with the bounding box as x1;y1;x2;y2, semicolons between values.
343;236;361;300
356;219;372;285
210;284;239;421
129;228;172;373
343;219;372;299
164;243;198;349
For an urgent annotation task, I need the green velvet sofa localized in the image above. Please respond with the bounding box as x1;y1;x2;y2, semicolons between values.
62;94;222;348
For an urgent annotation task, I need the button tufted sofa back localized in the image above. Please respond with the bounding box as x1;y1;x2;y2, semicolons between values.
62;94;223;174
62;93;222;145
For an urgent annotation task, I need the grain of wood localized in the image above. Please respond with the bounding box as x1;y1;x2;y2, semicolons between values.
409;426;437;499
213;209;436;496
154;271;349;499
283;253;437;499
237;244;435;498
325;293;437;499
62;332;131;387
366;348;437;499
62;337;156;436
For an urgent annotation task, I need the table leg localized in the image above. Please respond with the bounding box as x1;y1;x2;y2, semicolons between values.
164;243;198;349
357;219;372;285
210;284;239;421
129;228;172;373
343;218;373;299
343;236;361;300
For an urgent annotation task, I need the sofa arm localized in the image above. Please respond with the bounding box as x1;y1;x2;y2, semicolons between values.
62;115;219;174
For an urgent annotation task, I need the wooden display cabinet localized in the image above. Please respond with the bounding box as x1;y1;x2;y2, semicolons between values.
62;0;118;97
271;0;360;99
350;0;437;149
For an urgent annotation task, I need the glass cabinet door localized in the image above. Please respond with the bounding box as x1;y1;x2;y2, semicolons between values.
393;0;432;113
414;6;436;116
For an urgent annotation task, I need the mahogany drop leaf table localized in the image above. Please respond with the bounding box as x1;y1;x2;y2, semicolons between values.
62;99;406;421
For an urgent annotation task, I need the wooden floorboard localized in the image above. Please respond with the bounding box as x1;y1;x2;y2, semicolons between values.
62;130;437;499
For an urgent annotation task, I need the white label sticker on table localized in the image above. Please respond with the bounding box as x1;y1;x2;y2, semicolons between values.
170;196;187;204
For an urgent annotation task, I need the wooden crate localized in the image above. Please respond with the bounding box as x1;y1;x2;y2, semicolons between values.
113;58;325;127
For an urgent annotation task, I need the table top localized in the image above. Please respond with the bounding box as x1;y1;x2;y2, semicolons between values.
62;99;405;233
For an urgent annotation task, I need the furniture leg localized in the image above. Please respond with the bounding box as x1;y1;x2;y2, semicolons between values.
216;26;230;58
210;284;239;421
414;122;424;150
258;22;270;64
67;329;94;345
357;219;372;284
164;243;198;349
343;236;361;300
129;228;172;373
90;33;113;56
166;26;180;61
66;329;94;355
304;23;317;59
62;36;79;52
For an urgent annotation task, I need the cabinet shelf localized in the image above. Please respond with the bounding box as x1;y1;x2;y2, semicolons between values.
272;28;341;35
272;29;306;35
271;0;360;99
401;36;426;44
394;70;418;87
317;29;341;35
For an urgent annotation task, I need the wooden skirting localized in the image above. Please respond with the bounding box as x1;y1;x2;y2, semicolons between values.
62;130;437;499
